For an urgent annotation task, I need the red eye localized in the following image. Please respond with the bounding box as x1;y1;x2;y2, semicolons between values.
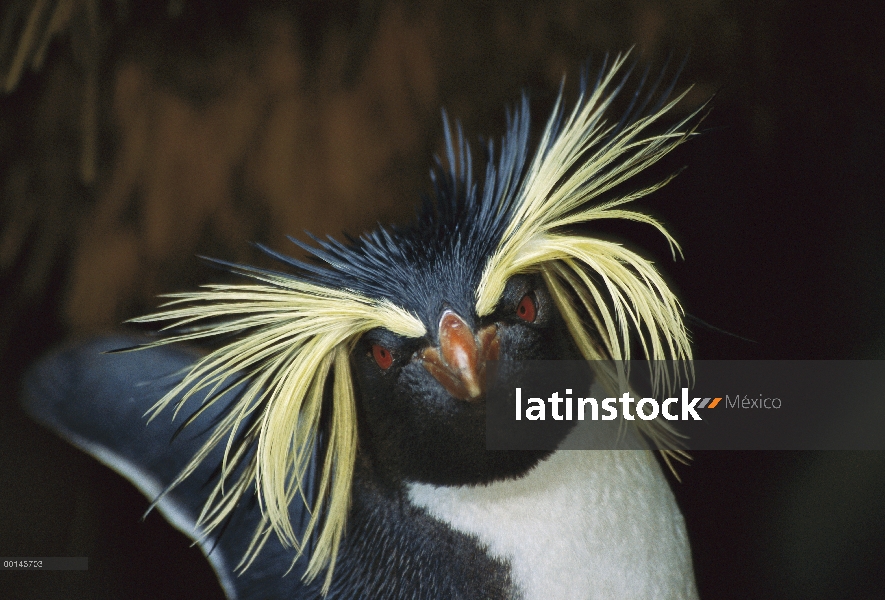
516;294;537;322
372;344;393;370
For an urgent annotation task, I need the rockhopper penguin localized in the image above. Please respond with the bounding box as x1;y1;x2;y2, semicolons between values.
23;53;702;599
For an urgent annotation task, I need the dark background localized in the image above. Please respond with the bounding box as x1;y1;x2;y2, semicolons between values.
1;1;883;598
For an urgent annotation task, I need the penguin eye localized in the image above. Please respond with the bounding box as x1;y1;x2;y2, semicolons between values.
372;344;394;370
516;294;537;322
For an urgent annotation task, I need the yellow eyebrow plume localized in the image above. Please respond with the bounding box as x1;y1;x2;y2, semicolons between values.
475;52;701;460
130;271;425;592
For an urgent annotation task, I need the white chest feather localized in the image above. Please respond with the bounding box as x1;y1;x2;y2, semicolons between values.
407;448;698;600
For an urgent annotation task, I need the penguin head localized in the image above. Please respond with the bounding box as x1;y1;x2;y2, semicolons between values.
351;269;582;486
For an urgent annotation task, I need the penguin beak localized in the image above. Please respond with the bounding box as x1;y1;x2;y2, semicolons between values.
420;310;500;402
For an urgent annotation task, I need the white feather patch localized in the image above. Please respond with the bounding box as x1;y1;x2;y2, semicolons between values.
407;425;698;600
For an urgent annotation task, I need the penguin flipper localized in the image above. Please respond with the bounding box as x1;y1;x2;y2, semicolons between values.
20;335;316;600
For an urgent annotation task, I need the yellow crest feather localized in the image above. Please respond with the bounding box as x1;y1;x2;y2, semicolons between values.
475;52;700;455
130;272;424;591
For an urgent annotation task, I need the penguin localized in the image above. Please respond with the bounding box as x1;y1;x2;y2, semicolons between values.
22;53;701;599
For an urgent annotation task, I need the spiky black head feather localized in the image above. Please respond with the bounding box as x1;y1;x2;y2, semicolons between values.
254;97;533;332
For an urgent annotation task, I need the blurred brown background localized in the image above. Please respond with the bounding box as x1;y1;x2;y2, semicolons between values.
1;1;883;598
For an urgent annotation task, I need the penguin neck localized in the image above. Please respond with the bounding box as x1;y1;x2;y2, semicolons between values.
406;447;699;600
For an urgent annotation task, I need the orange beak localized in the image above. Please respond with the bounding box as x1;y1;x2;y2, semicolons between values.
420;310;500;402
